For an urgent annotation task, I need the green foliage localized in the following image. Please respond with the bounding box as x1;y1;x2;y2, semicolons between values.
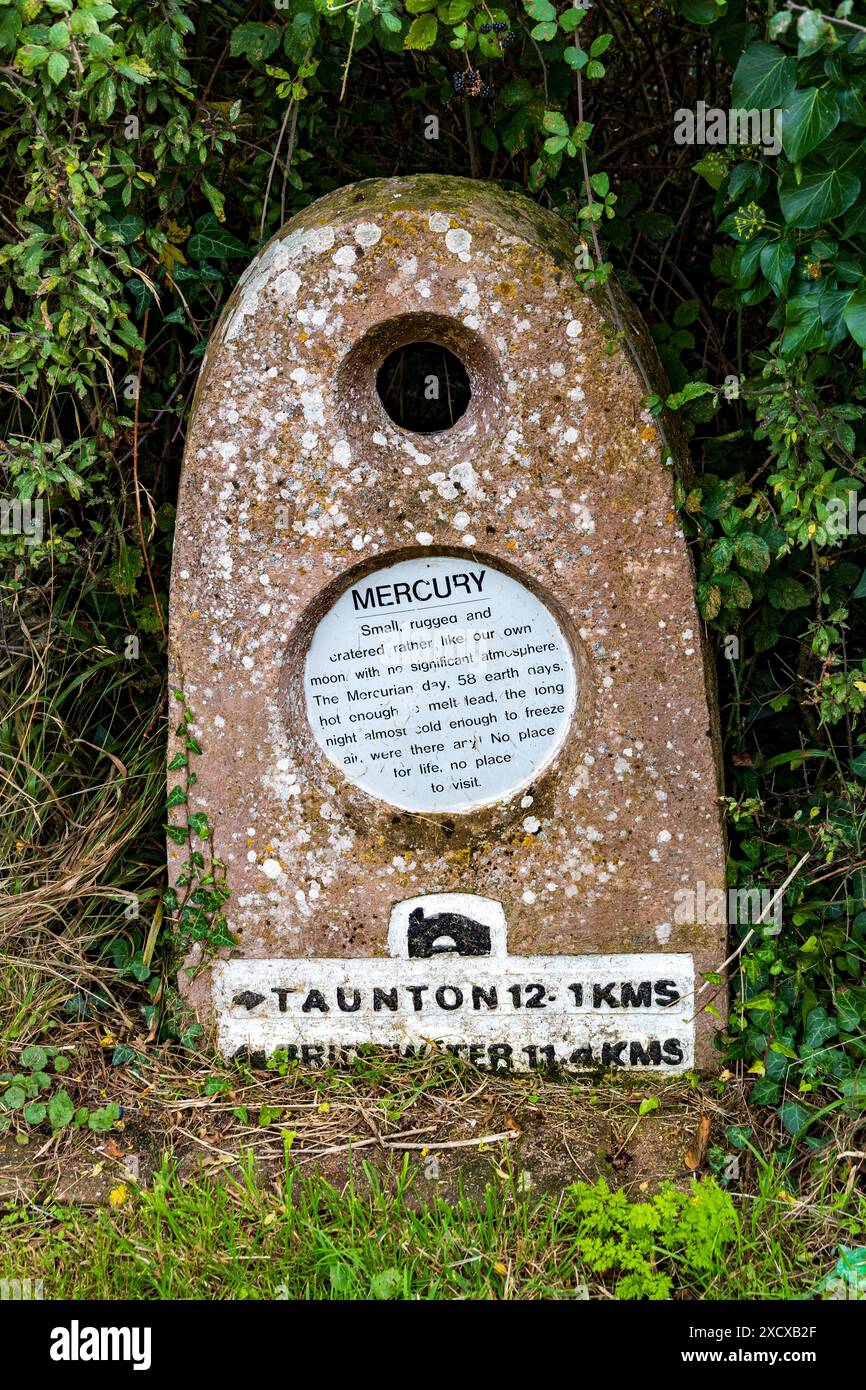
0;0;864;1110
0;1046;120;1141
564;1178;736;1299
164;691;234;971
0;1154;761;1299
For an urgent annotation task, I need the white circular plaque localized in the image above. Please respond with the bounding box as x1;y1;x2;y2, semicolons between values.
303;556;577;813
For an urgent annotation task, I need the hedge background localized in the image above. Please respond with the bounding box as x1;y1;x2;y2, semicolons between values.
2;0;865;1138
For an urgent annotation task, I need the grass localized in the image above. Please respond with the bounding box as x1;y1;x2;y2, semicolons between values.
2;1147;863;1301
0;581;166;1045
1;1040;864;1300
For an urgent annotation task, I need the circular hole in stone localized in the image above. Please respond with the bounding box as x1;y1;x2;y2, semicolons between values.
375;342;471;433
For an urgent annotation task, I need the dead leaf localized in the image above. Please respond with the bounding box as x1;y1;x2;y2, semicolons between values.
683;1113;712;1170
159;241;187;281
165;220;191;244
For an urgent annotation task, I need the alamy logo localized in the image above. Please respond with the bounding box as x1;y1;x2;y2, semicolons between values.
674;101;782;156
0;497;43;543
50;1321;152;1371
0;1278;43;1300
827;490;866;537
674;882;782;934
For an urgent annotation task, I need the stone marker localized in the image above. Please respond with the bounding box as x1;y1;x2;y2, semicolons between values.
169;175;726;1073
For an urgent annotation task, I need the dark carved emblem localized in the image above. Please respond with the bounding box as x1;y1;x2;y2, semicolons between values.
407;906;491;958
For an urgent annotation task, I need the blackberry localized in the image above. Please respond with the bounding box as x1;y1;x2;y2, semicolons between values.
479;20;513;42
465;68;492;97
451;67;491;98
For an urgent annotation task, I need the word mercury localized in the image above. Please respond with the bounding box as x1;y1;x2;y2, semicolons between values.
351;567;486;611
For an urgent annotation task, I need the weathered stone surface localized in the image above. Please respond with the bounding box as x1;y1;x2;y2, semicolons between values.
169;175;726;1069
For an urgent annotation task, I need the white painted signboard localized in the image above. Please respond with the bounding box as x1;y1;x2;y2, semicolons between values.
304;557;577;813
215;894;695;1072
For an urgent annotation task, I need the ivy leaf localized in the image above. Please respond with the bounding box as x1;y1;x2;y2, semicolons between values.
759;241;795;296
730;42;797;111
694;154;726;190
780;87;839;162
779;168;860;230
106;213;145;245
725;1125;753;1149
404;13;438;48
126;277;152;316
837;86;866;126
187;222;248;261
803;1004;837;1049
782;290;826;354
843;283;866;347
749;1076;781;1106
778;1098;813;1137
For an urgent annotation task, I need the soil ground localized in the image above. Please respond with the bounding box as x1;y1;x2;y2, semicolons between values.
0;1025;752;1207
